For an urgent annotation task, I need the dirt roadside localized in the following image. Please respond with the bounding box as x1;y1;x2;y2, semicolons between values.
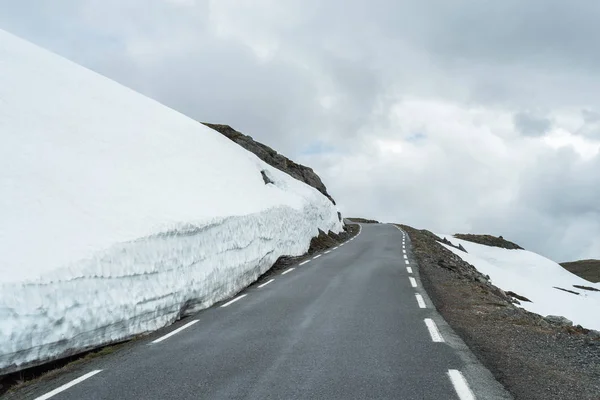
400;224;600;400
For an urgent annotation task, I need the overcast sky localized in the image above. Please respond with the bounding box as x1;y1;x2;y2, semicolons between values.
2;0;599;262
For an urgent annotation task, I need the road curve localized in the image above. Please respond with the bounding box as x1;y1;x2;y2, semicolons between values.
11;223;511;400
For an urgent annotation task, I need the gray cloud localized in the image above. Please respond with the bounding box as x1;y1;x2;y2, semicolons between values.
514;112;552;136
2;0;600;262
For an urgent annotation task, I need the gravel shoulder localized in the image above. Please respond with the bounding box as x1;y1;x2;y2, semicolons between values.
400;224;600;400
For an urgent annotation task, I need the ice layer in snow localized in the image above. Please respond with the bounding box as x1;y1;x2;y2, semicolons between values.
437;235;600;331
0;29;342;372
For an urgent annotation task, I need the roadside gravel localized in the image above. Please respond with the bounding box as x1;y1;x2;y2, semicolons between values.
400;224;600;400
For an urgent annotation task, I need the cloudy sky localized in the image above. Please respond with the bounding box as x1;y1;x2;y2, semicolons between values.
2;0;599;262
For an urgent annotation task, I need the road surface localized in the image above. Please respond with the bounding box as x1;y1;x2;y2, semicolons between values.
11;223;511;400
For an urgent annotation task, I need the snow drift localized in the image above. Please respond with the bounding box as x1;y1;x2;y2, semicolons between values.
438;236;600;331
0;29;342;372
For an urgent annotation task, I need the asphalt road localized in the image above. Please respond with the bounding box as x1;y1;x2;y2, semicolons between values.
11;223;512;400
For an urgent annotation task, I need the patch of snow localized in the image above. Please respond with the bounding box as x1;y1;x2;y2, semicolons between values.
0;29;341;371
436;234;600;331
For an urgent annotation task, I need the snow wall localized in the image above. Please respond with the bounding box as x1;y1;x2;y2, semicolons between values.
0;29;342;373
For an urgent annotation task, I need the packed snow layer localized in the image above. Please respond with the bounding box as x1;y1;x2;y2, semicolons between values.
437;235;600;331
0;29;342;372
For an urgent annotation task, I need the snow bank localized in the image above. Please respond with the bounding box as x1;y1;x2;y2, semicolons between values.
437;235;600;331
0;29;342;372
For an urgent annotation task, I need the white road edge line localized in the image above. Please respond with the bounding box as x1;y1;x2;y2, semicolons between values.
333;246;339;250
258;279;275;288
299;260;310;266
151;320;199;344
405;260;410;265
325;250;331;254
415;293;426;308
221;294;248;308
424;318;445;342
313;254;322;259
447;369;476;400
407;267;413;274
403;255;408;259
34;370;103;400
409;277;417;288
282;268;295;275
403;249;407;254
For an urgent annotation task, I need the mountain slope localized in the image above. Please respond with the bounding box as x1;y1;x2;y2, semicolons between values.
0;29;341;373
560;259;600;283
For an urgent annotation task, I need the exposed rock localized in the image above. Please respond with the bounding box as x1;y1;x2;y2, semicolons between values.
203;123;336;204
454;233;524;250
545;315;573;326
346;217;380;223
553;286;580;295
588;330;600;340
559;260;600;283
573;285;600;292
457;243;467;252
260;170;274;185
506;291;532;303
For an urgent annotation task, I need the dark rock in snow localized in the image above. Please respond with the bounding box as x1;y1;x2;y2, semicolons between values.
260;170;274;185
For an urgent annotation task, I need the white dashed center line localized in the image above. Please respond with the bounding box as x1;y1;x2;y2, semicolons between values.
151;320;199;344
447;370;476;400
258;279;274;288
424;318;444;342
221;294;248;308
403;249;407;254
34;370;103;400
299;260;310;266
282;267;295;275
409;277;417;287
405;260;410;265
403;255;408;259
313;254;322;259
415;294;426;308
325;250;331;254
406;267;413;274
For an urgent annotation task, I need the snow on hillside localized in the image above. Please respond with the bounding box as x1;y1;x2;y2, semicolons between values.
437;235;600;331
0;29;342;372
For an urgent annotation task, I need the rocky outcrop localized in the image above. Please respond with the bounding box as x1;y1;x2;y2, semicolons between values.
454;233;524;250
560;259;600;283
203;123;336;205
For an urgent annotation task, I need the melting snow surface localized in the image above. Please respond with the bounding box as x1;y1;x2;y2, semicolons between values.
437;235;600;331
0;29;342;371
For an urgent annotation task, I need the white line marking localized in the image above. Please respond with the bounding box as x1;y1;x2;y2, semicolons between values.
34;370;103;400
334;246;339;249
221;294;248;307
299;260;310;266
403;255;408;259
282;268;295;275
424;318;444;342
448;370;476;400
325;250;331;254
151;320;199;344
258;279;275;288
405;260;410;265
407;267;413;274
403;249;407;254
409;277;417;287
313;254;322;259
415;293;426;308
